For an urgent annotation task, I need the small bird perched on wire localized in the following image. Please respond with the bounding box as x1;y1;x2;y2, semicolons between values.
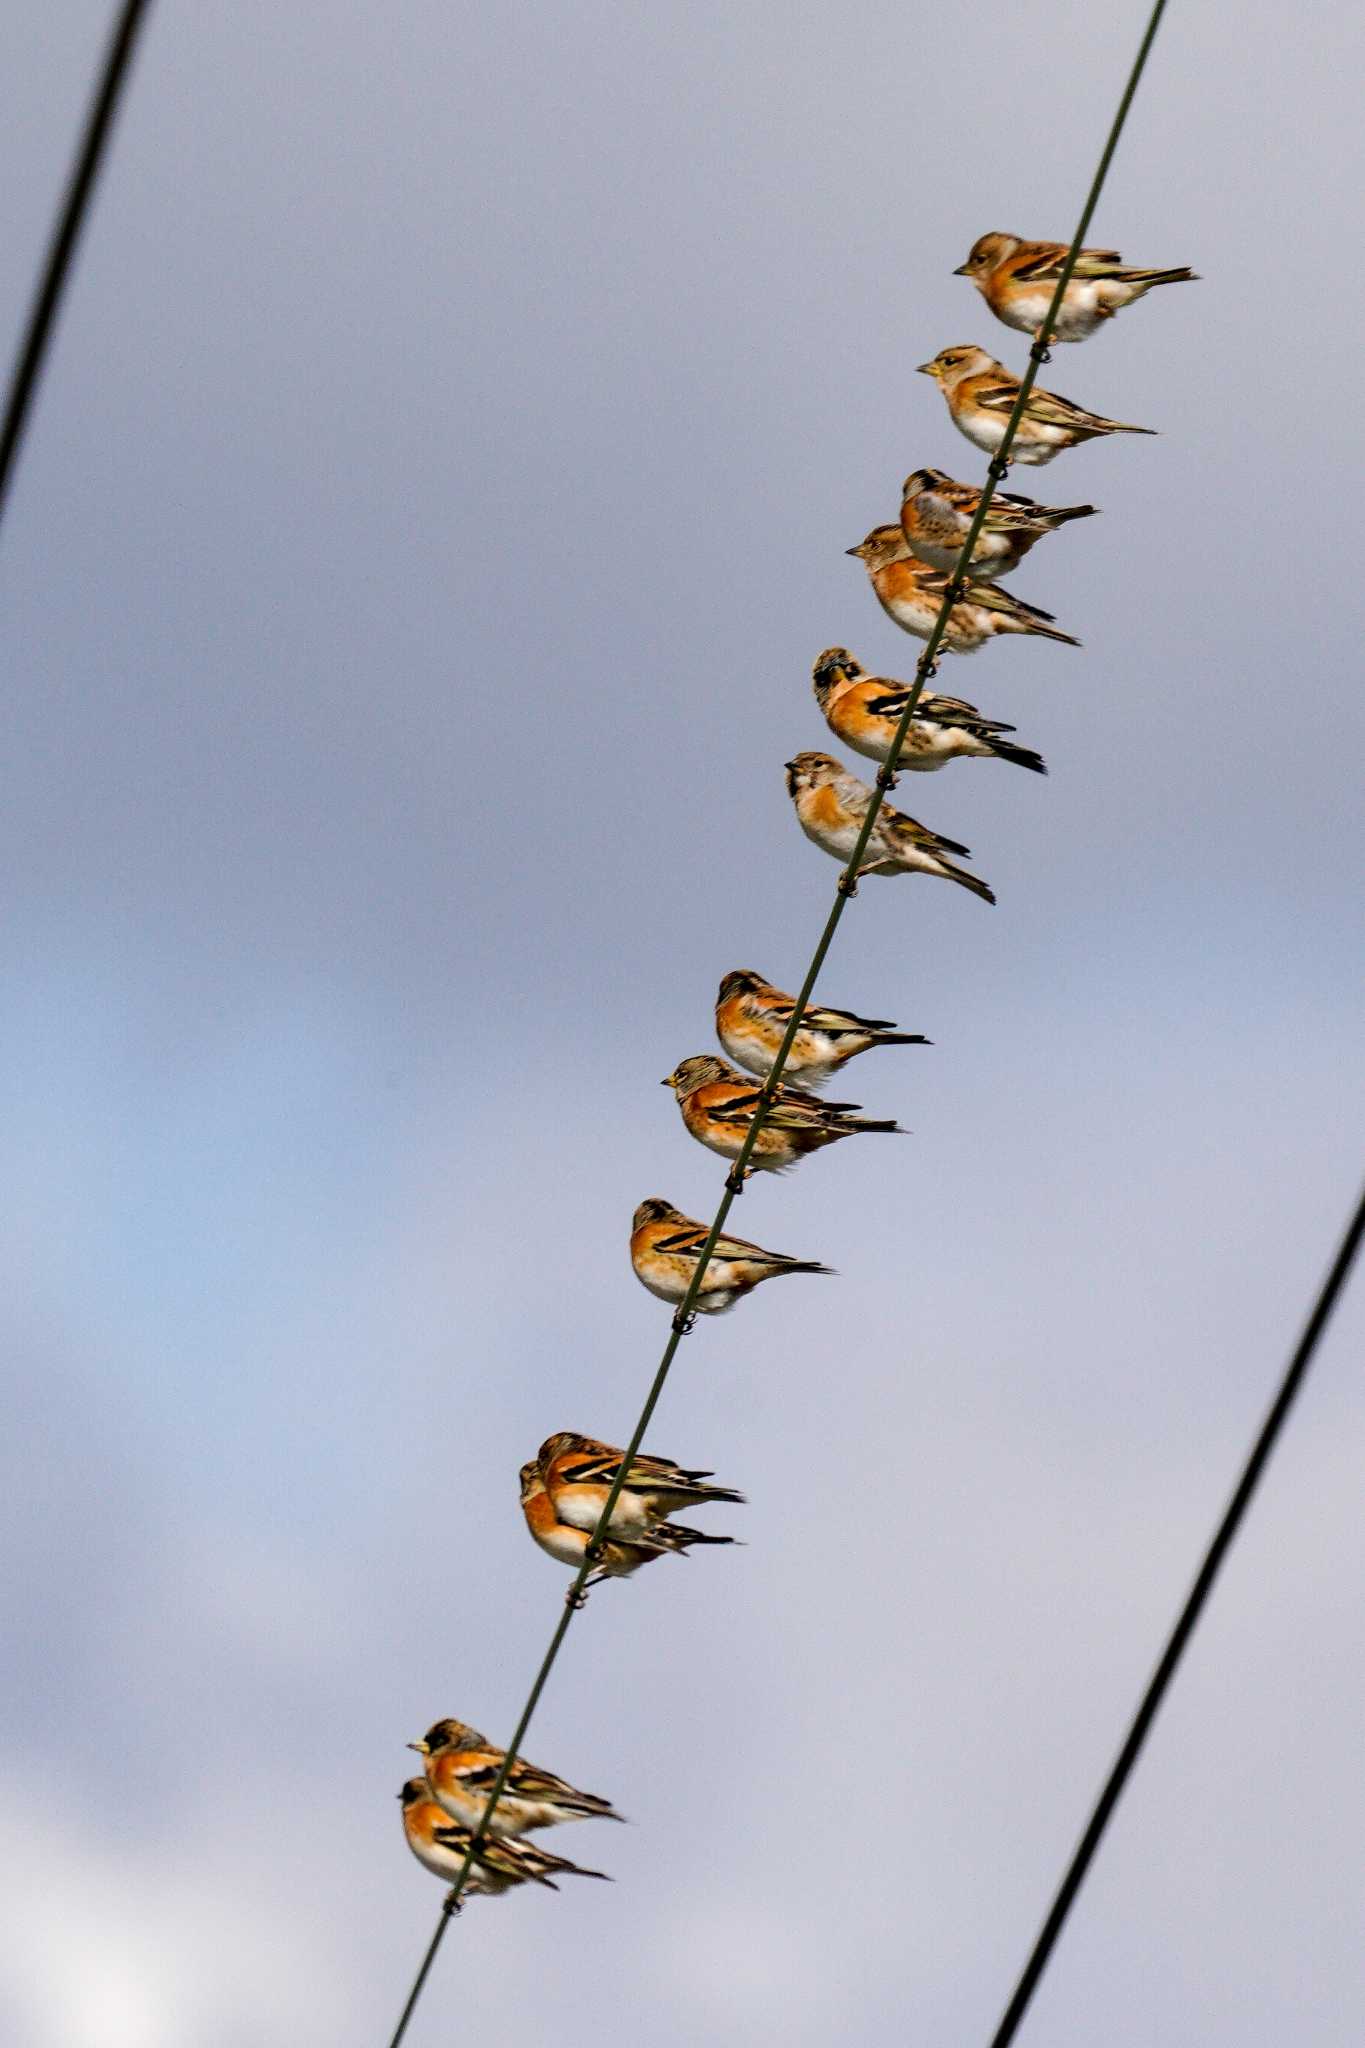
661;1053;902;1177
715;966;929;1087
539;1432;745;1540
899;466;1096;579
399;1779;611;1898
631;1196;831;1313
410;1719;624;1836
519;1460;737;1584
846;525;1079;651
954;232;1197;343
785;752;996;902
812;649;1046;778
916;346;1156;465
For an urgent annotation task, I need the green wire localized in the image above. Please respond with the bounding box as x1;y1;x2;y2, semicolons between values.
385;4;1175;2038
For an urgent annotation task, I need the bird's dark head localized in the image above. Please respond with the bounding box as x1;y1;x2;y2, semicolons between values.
717;969;763;1003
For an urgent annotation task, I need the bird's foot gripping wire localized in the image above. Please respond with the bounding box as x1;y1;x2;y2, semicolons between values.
565;1580;594;1610
442;1890;464;1917
986;456;1011;485
875;767;899;793
837;868;859;898
724;1166;748;1195
671;1307;697;1336
1029;333;1052;364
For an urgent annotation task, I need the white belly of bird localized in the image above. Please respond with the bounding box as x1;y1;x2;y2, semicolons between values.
905;535;961;571
907;724;965;765
958;407;1007;454
881;592;940;639
800;809;863;858
1002;283;1059;331
558;1489;651;1538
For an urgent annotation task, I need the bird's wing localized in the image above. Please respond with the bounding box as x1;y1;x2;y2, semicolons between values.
699;1082;765;1123
890;816;971;857
1069;247;1132;277
864;685;915;720
968;582;1058;624
973;378;1025;415
448;1750;504;1788
917;692;985;721
504;1759;596;1804
801;1000;901;1034
1009;241;1120;280
652;1221;709;1258
983;498;1049;531
1022;386;1104;428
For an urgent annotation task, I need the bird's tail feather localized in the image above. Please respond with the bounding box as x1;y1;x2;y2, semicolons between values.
662;1523;740;1550
989;739;1047;774
940;861;996;904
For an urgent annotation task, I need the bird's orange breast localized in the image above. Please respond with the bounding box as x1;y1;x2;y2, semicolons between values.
804;784;849;831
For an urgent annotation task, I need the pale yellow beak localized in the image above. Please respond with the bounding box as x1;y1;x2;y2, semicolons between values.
407;1739;429;1754
915;360;939;377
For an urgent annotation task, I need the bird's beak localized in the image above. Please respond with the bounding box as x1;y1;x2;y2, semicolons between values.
951;262;970;276
915;361;937;376
844;544;863;557
660;1074;674;1087
408;1740;429;1754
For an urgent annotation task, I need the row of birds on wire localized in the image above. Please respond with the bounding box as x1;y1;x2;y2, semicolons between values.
401;228;1197;1904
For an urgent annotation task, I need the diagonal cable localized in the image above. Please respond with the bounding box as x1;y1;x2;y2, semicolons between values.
386;2;1174;2037
985;1178;1365;2048
0;0;154;532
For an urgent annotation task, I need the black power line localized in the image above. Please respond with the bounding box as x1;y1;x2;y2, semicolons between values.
0;0;153;531
987;1178;1365;2048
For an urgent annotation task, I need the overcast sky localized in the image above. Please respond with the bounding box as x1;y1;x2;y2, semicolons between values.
3;3;1363;2044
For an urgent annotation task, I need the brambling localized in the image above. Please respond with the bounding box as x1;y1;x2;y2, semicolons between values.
899;466;1095;579
715;967;928;1087
847;526;1079;651
662;1053;901;1177
519;1461;736;1583
411;1719;624;1836
631;1196;830;1313
916;347;1156;465
954;233;1197;344
539;1431;745;1540
785;752;996;903
812;649;1046;778
399;1780;610;1897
